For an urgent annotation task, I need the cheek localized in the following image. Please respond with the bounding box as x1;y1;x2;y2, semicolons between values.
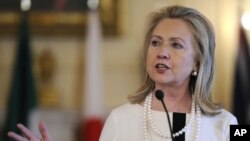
146;55;151;71
182;57;195;72
176;55;195;71
146;50;151;63
146;51;154;71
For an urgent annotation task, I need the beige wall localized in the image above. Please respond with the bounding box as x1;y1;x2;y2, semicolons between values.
1;0;250;115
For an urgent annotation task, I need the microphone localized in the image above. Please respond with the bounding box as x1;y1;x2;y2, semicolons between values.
155;90;174;141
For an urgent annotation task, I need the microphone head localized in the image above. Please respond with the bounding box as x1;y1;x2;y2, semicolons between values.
155;90;164;101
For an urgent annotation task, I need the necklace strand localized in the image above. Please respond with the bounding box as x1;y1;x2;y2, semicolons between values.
143;93;201;141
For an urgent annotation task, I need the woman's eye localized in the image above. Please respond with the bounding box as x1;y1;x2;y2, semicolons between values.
150;40;161;47
172;42;183;49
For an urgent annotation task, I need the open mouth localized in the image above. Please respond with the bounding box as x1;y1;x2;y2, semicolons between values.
155;63;169;69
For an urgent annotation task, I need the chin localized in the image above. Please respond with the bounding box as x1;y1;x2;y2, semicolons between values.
153;77;171;84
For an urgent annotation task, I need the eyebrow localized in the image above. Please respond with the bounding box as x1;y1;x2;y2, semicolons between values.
151;35;162;39
151;35;187;45
170;37;186;43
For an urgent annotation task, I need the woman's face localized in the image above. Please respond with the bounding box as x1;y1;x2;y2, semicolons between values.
146;19;197;87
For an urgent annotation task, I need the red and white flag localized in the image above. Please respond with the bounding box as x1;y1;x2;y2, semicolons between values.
82;9;104;141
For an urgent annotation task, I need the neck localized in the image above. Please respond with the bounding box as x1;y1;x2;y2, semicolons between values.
152;86;192;113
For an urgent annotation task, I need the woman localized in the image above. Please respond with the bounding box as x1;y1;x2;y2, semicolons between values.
8;5;237;141
99;5;237;141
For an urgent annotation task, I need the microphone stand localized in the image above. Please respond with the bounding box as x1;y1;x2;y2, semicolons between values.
155;90;174;141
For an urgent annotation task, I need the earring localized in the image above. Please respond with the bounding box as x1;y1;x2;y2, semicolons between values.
192;70;198;76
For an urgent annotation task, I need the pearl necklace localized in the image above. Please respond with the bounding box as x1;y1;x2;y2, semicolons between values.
143;93;201;141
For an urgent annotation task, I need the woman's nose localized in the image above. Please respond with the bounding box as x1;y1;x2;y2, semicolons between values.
157;47;170;59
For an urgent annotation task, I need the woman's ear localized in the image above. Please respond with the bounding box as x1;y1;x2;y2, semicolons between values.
191;64;199;76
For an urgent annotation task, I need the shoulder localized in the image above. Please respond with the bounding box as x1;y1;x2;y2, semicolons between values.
203;109;238;126
110;103;142;116
102;103;142;131
105;102;143;123
216;109;238;124
100;103;144;140
199;109;238;140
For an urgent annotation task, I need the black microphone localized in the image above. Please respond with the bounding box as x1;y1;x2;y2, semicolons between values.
155;90;174;141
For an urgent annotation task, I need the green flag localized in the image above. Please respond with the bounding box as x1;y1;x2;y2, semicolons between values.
1;12;37;141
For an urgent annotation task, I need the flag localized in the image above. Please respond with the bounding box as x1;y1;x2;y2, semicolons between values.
1;12;37;141
233;27;250;124
81;10;104;141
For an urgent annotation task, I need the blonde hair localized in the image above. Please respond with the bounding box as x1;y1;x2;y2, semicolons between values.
128;5;221;115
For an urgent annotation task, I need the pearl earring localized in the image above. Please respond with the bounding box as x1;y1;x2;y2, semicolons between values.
192;71;198;76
